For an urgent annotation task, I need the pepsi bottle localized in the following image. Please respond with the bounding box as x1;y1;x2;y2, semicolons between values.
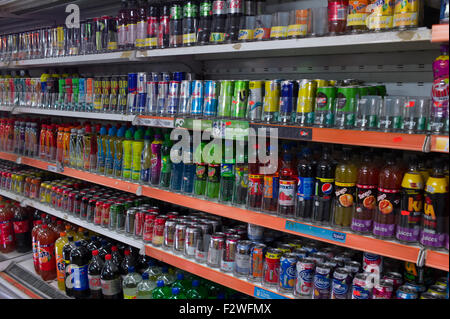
296;149;316;221
70;241;91;299
312;149;335;225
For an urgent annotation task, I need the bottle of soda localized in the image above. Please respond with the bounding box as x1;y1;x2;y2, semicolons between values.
209;0;228;43
186;279;208;299
37;224;58;281
396;158;423;244
137;272;156;299
98;239;111;260
197;0;212;44
135;0;148;49
420;159;448;249
246;143;264;210
55;232;68;291
143;259;162;281
182;1;199;46
170;287;187;299
12;205;31;252
332;148;357;229
86;236;102;255
158;0;170;48
101;254;123;299
0;203;15;253
127;0;139;48
296;148;316;221
70;241;91;299
312;148;335;225
373;153;403;239
111;245;123;268
152;280;171;299
430;44;449;135
225;0;243;43
117;0;129;50
88;249;104;299
262;145;280;214
159;133;173;188
32;220;43;274
136;254;152;274
219;140;235;203
150;133;163;186
351;151;378;234
193;142;208;196
63;235;76;297
157;266;176;286
120;249;137;280
277;144;297;217
123;266;143;299
172;272;191;294
169;1;183;47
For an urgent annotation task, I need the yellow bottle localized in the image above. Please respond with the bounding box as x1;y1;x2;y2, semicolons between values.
55;231;68;290
65;225;77;239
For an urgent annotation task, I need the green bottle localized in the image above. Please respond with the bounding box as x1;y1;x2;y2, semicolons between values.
219;140;235;203
152;280;171;299
140;128;153;184
171;273;191;294
169;287;187;299
194;142;208;196
113;126;126;178
186;280;208;299
205;143;221;200
122;129;134;180
159;133;173;188
131;129;145;181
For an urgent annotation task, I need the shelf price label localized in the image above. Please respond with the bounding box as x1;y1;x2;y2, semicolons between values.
434;136;449;152
134;117;175;128
47;164;64;173
285;220;347;243
254;286;289;299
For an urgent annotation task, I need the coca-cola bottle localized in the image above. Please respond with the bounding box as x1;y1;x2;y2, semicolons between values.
225;0;243;43
12;204;31;253
88;250;104;299
210;0;228;44
158;0;170;48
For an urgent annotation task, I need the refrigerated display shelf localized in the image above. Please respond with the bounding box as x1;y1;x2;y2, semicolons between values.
431;24;450;43
0;152;448;271
0;188;292;299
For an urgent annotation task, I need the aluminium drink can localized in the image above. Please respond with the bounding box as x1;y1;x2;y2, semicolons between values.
279;80;297;124
294;257;315;299
203;80;219;118
178;80;192;116
146;80;158;114
279;253;298;293
372;279;394;299
184;226;201;258
231;80;249;119
296;79;317;126
125;208;137;235
247;80;263;122
396;285;418;299
234;240;253;277
262;80;281;123
313;262;332;299
217;80;234;118
331;267;352;299
221;234;240;273
314;86;337;127
160;72;171;82
174;222;187;253
163;219;177;249
133;209;146;238
248;243;266;282
190;80;204;117
166;80;180;116
137;72;147;93
157;81;169;115
207;232;225;268
173;71;185;82
351;272;371;299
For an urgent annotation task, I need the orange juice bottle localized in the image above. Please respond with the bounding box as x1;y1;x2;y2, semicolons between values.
56;126;65;165
62;126;72;166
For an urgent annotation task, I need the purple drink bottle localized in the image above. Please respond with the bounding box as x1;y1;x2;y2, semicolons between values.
150;133;163;186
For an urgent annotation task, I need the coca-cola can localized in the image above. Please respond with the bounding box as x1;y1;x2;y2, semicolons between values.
221;235;240;273
151;215;167;247
206;232;225;268
184;226;201;258
194;222;213;263
163;219;177;249
294;257;315;299
143;213;157;243
166;211;179;219
133;210;145;239
373;279;394;299
174;223;187;253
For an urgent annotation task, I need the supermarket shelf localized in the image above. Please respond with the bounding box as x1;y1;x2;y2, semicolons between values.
0;106;13;112
431;24;450;43
430;135;449;153
250;123;430;152
1;51;136;69
1;153;448;271
136;28;437;61
426;250;450;272
0;188;289;299
11;107;136;122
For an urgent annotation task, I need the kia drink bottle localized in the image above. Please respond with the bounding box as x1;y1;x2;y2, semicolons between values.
373;154;403;239
312;149;335;225
420;159;449;249
430;44;449;135
352;151;379;234
396;159;423;244
296;148;315;221
332;148;357;229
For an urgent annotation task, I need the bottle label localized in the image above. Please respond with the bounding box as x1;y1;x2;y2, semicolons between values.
183;3;198;18
421;192;447;246
347;13;368;26
0;220;14;246
238;29;254;40
228;0;243;14
221;163;234;178
170;6;182;19
38;243;56;271
298;176;314;200
374;187;400;237
209;32;225;43
351;218;373;233
208;164;220;182
13;220;29;234
335;182;356;208
367;15;393;30
101;278;121;296
254;28;270;40
72;265;89;291
287;24;308;37
136;21;147;47
248;174;264;196
270;26;287;39
279;180;296;206
56;253;65;282
196;164;207;181
235;254;250;274
124;294;137;299
220;260;235;272
183;33;197;44
393;12;418;27
263;175;280;199
315;177;334;199
328;3;348;21
212;0;227;15
88;274;102;291
200;1;212;16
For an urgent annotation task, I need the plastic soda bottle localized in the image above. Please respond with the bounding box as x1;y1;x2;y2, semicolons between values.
56;126;64;166
0;203;15;253
186;279;208;299
131;129;145;181
143;259;162;281
122;129;134;180
55;231;68;290
101;254;123;299
420;159;448;249
150;133;163;185
88;249;104;299
312;149;335;225
123;266;142;299
75;127;85;169
172;273;191;294
37;224;58;281
296;148;315;221
96;126;108;174
159;133;173;188
332;148;357;229
278;145;297;218
83;125;93;171
373;154;403;239
430;44;449;134
63;235;76;297
247;143;264;210
137;272;156;299
113;126;125;177
105;126;117;176
396;159;423;244
157;266;176;286
169;287;187;299
218;140;235;202
351;151;379;234
140;128;152;183
70;241;90;299
193;142;208;196
152;280;171;299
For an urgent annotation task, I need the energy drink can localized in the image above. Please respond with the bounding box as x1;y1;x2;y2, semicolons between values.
262;80;281;123
190;80;204;117
166;80;180;116
231;80;249;119
137;72;147;93
203;80;219;118
178;80;192;116
146;80;158;115
174;222;187;253
314;86;337;127
173;71;185;82
160;72;171;82
247;80;263;122
137;93;147;114
217;80;234;118
279;80;298;124
296;79;317;126
157;81;169;115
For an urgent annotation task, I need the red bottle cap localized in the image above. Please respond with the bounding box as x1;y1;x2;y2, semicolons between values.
124;249;130;256
111;246;118;252
105;254;112;260
42;224;48;229
92;250;99;256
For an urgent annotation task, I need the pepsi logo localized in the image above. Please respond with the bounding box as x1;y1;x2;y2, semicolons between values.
322;183;333;194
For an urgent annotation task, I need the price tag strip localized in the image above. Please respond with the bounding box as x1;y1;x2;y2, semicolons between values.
253;286;289;299
285;220;347;243
133;116;175;128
